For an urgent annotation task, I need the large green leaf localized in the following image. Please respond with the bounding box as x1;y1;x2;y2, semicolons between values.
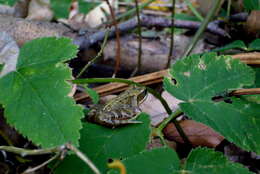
108;147;252;174
108;147;180;174
51;0;72;18
164;53;260;153
243;0;260;10
55;113;151;174
183;148;252;174
0;37;83;147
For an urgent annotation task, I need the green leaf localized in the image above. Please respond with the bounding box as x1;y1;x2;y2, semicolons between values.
248;39;260;51
0;0;17;6
0;37;83;148
164;53;260;153
108;147;252;174
51;0;72;18
212;40;247;52
78;0;100;14
108;147;180;174
243;0;260;10
85;86;99;104
241;68;260;104
55;113;151;174
184;148;252;174
0;63;4;72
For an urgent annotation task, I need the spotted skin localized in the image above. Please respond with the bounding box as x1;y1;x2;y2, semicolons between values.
87;86;146;128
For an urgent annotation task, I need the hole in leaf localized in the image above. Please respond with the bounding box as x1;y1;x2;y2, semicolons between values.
108;158;113;163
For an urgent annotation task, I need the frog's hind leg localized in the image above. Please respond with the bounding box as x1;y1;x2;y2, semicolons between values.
113;119;143;126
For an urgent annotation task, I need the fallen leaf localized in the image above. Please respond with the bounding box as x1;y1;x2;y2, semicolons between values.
26;0;53;21
163;120;224;148
140;91;181;126
0;32;19;77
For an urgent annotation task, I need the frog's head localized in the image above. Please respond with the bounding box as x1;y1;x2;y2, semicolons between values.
131;85;147;104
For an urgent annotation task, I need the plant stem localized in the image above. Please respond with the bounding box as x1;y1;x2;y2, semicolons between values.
104;0;121;77
23;153;60;174
227;0;231;17
76;30;110;78
182;0;223;57
166;0;176;68
184;0;204;21
157;108;182;132
0;145;64;156
131;0;142;76
66;144;101;174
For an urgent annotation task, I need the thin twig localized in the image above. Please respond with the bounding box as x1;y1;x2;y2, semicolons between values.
131;0;142;76
231;88;260;96
166;0;175;68
0;145;64;157
104;0;121;77
184;0;203;21
75;14;229;51
76;30;110;78
66;144;101;174
227;0;231;17
114;0;156;22
182;0;223;57
22;153;60;174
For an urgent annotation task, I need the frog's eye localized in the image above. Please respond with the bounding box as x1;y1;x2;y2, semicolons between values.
137;89;147;103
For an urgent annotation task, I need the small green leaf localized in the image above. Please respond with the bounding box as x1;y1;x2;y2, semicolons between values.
85;86;99;104
108;147;180;174
51;0;72;18
243;0;260;10
184;148;252;174
248;39;260;51
164;53;260;153
55;113;151;174
0;0;17;6
0;37;83;147
212;40;247;52
78;0;100;14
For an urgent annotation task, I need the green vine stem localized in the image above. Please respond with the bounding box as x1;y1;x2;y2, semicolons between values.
182;0;223;57
104;0;121;77
166;0;176;68
72;78;191;145
76;30;110;78
184;0;204;21
66;144;101;174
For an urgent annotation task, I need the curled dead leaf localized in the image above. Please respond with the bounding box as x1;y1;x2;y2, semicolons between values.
163;120;224;148
246;10;260;36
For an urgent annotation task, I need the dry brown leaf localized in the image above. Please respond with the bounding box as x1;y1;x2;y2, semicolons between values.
0;32;19;77
246;10;260;36
163;120;224;148
140;91;181;126
26;0;53;21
